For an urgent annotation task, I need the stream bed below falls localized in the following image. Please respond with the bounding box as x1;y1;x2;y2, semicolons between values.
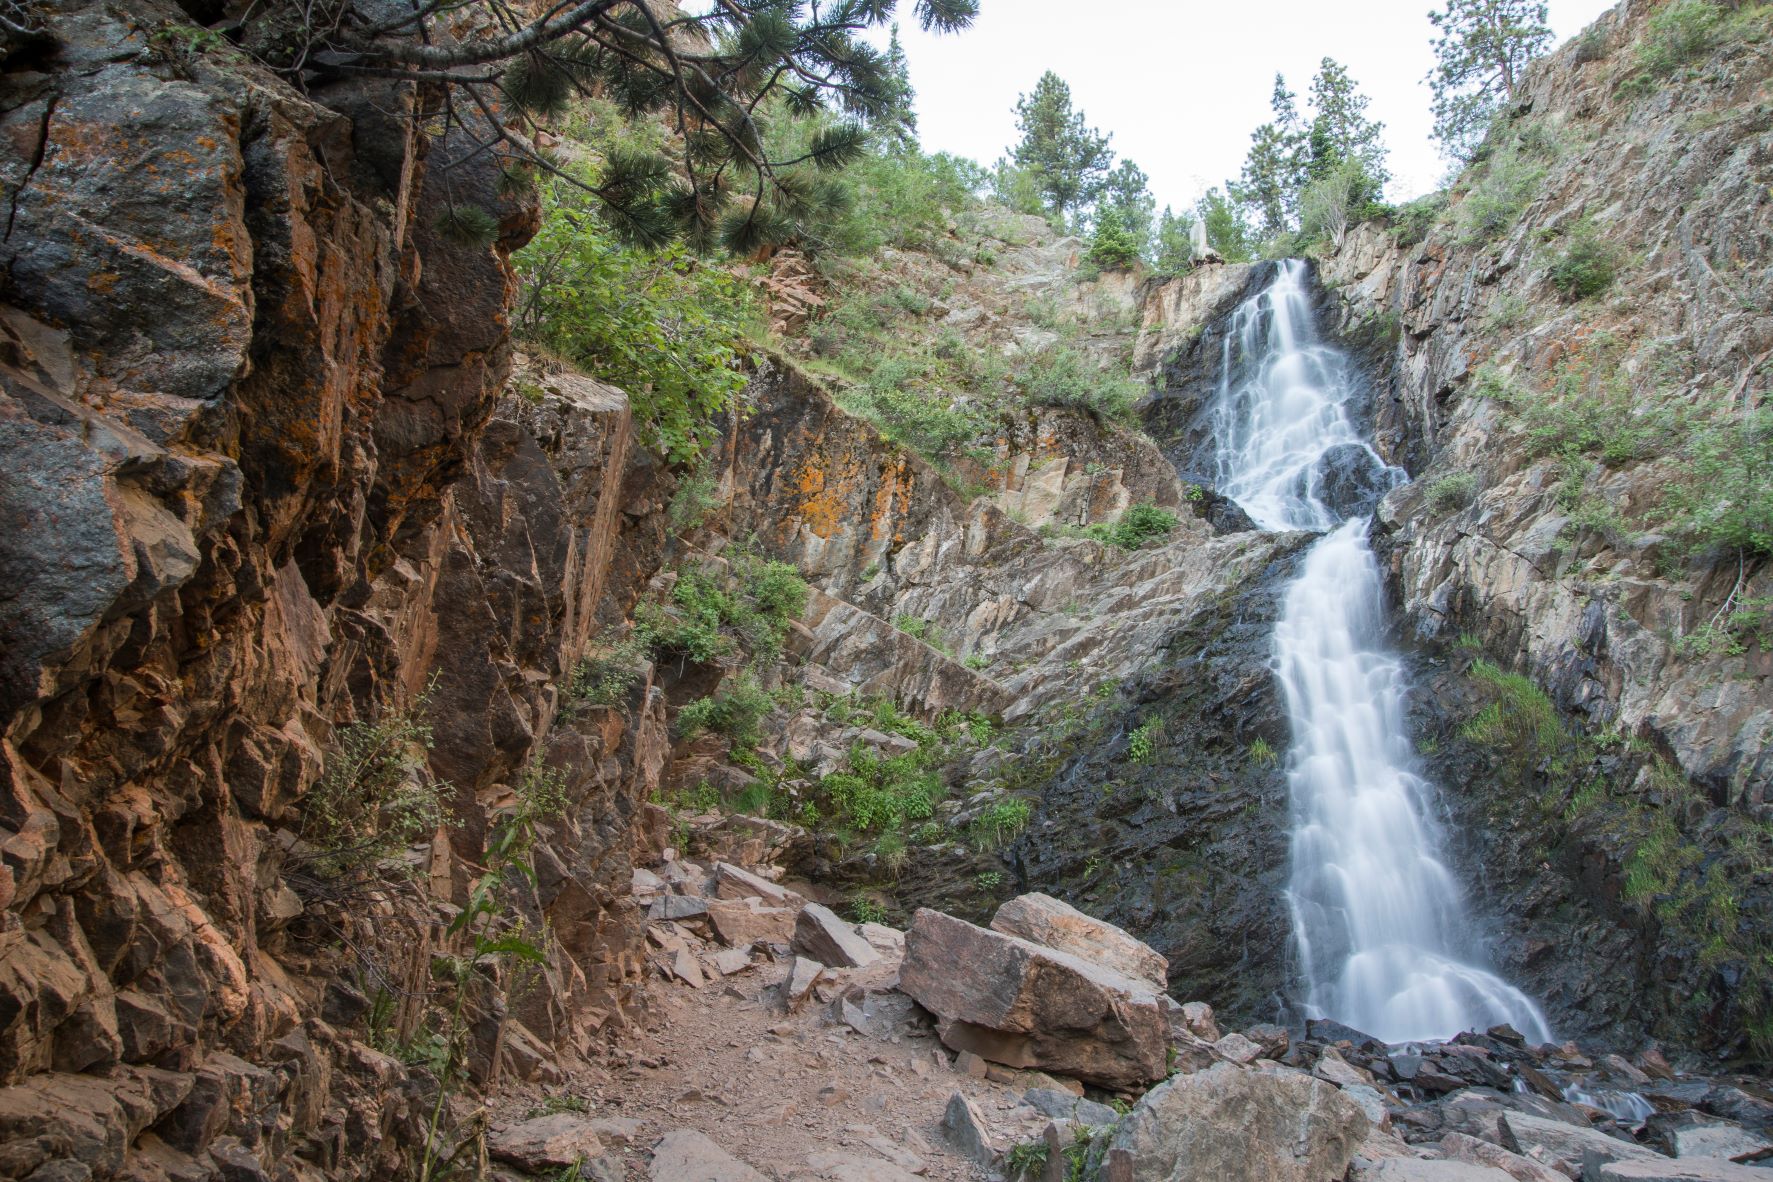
1210;258;1552;1045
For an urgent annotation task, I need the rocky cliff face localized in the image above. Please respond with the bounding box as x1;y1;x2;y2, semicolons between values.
0;7;666;1179
1322;0;1771;803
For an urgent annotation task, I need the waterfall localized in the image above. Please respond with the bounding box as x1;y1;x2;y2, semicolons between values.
1214;259;1551;1045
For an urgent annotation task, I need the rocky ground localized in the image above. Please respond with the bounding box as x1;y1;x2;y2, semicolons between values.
474;838;1773;1182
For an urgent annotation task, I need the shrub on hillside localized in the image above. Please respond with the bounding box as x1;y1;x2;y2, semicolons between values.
516;181;756;464
1548;223;1620;301
1455;140;1546;244
567;639;648;710
1633;0;1724;79
1667;406;1773;558
1389;193;1448;247
298;695;448;883
677;674;775;748
1109;503;1178;549
1426;471;1480;514
1017;345;1141;423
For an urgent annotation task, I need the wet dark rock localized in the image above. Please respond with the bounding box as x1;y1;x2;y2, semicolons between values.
1307;1020;1387;1053
1011;536;1308;1025
1186;487;1259;535
1312;441;1399;520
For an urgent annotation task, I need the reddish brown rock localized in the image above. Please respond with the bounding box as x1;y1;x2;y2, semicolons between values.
990;893;1169;991
898;908;1170;1089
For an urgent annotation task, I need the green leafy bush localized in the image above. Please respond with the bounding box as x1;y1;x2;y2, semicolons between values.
1666;407;1773;557
667;469;721;534
1109;503;1179;548
1547;223;1620;301
1632;0;1724;80
638;554;810;665
1454;136;1548;244
1127;716;1162;764
892;614;933;641
819;748;943;833
1016;345;1141;423
299;694;449;881
1389;193;1447;246
809;148;987;256
841;354;992;459
677;674;775;748
566;638;648;710
971;798;1033;849
1425;471;1480;514
515;180;757;464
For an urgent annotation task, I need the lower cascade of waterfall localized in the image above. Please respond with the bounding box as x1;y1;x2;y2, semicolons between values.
1213;259;1551;1044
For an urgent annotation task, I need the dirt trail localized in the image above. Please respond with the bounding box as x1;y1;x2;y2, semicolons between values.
491;942;1062;1180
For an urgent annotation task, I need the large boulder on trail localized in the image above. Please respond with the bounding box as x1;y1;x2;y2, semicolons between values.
898;907;1171;1089
989;893;1169;991
1099;1061;1370;1182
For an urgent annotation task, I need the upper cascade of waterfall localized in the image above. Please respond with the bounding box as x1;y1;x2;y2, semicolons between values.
1212;258;1552;1046
1210;259;1404;532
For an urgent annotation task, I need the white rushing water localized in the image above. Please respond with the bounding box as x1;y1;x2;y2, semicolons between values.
1215;259;1552;1044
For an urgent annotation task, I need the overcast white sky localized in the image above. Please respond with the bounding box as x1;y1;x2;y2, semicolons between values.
880;0;1620;209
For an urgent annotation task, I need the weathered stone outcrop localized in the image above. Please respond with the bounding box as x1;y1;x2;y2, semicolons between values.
0;7;662;1178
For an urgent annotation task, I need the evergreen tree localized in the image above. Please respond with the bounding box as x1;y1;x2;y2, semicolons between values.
273;0;978;252
1098;158;1156;247
879;24;920;152
1236;125;1301;239
1011;71;1115;220
1196;188;1255;263
1153;206;1197;275
1233;74;1311;239
1427;0;1553;160
989;157;1049;216
1307;58;1391;190
1087;207;1144;270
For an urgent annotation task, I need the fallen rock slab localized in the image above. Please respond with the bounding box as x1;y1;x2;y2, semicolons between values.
650;1130;768;1182
489;1115;605;1171
715;862;804;907
1178;1001;1220;1041
1343;1084;1392;1133
1647;1113;1773;1162
1213;1032;1262;1064
707;898;799;947
784;956;826;1010
990;893;1168;990
899;907;1170;1089
1023;1087;1119;1127
798;1150;924;1181
1438;1132;1567;1182
1500;1113;1669;1175
1593;1161;1773;1182
1100;1062;1369;1182
941;1090;996;1168
1355;1161;1517;1182
1315;1047;1375;1087
794;903;881;968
